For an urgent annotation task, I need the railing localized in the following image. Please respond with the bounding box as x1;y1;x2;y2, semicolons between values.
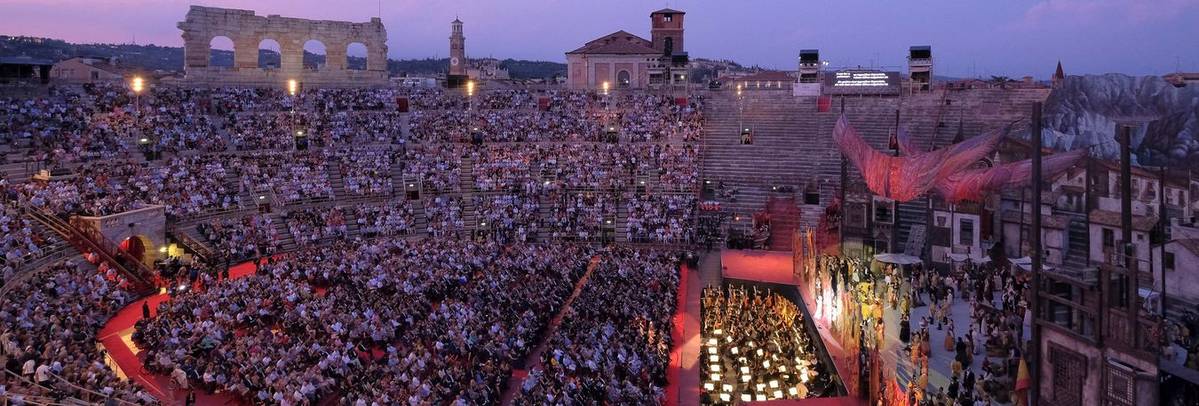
67;215;158;291
23;207;156;294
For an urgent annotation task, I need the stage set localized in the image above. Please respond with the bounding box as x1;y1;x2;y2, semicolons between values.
692;113;1065;405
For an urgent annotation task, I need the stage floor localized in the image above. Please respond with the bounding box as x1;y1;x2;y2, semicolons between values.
720;249;798;286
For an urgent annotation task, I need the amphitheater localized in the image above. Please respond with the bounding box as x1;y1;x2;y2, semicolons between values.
0;78;1057;405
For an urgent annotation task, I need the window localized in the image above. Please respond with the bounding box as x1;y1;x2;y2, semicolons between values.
804;191;820;205
1103;228;1115;248
874;203;893;224
1165;252;1175;271
1050;344;1086;405
959;218;974;246
663;15;672;22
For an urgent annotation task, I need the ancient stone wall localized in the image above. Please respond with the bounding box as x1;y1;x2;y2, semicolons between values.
178;5;389;88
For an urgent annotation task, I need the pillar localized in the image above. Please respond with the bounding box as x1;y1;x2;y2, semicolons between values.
182;32;210;68
367;40;388;72
325;40;348;71
234;36;260;69
279;37;304;75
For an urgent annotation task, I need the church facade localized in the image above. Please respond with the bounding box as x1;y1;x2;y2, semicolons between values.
566;8;688;89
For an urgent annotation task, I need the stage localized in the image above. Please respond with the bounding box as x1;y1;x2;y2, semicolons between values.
720;250;798;286
714;250;863;405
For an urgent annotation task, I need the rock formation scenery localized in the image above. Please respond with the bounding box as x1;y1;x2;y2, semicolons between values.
1;1;1198;406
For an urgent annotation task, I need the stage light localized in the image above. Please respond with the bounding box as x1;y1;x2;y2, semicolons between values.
704;382;714;391
466;80;475;97
408;184;415;188
158;246;167;253
602;81;609;95
138;137;149;144
131;76;144;93
258;195;266;200
287;79;297;96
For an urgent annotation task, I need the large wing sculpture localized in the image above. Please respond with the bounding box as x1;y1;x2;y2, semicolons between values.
934;149;1087;203
834;115;1006;202
837;114;1084;203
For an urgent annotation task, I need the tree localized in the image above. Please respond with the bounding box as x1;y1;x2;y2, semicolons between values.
989;75;1014;89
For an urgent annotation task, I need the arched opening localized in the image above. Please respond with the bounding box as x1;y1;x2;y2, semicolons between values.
119;236;147;263
617;70;631;88
346;42;368;70
258;38;281;69
209;36;235;68
303;40;326;71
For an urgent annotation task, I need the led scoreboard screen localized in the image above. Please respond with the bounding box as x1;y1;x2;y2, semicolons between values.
823;70;900;95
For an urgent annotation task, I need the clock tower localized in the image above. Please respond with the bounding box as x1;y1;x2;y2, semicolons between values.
447;18;468;87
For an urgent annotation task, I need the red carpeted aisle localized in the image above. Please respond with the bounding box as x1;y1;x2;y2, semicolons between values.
98;260;263;405
665;263;690;406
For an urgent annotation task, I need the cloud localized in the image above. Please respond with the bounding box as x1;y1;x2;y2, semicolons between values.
1015;0;1199;28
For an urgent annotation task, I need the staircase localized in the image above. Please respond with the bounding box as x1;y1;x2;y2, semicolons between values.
767;196;801;251
25;208;158;294
1064;215;1090;270
327;162;348;199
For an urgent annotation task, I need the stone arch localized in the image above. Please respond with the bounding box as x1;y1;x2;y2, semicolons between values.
617;70;631;88
258;38;282;69
303;39;327;71
346;42;369;70
118;235;153;264
209;35;235;68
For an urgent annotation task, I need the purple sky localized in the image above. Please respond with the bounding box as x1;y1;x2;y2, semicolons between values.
3;0;1197;78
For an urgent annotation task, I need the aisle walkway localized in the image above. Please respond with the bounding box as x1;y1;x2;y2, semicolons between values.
98;260;263;406
499;256;600;405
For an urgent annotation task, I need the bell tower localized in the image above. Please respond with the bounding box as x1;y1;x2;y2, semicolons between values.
650;8;684;56
447;18;468;88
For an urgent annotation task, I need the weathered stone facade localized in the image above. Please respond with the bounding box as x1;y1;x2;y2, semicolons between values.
178;5;388;88
72;205;166;266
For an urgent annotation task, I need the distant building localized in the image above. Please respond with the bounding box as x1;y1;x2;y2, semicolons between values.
0;56;54;84
1163;72;1199;88
1053;61;1066;89
50;57;124;83
468;58;509;81
566;8;688;89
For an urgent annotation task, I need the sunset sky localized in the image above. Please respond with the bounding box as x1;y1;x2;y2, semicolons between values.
2;0;1197;78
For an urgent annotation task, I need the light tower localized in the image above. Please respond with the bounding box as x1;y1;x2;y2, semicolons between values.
447;18;468;88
